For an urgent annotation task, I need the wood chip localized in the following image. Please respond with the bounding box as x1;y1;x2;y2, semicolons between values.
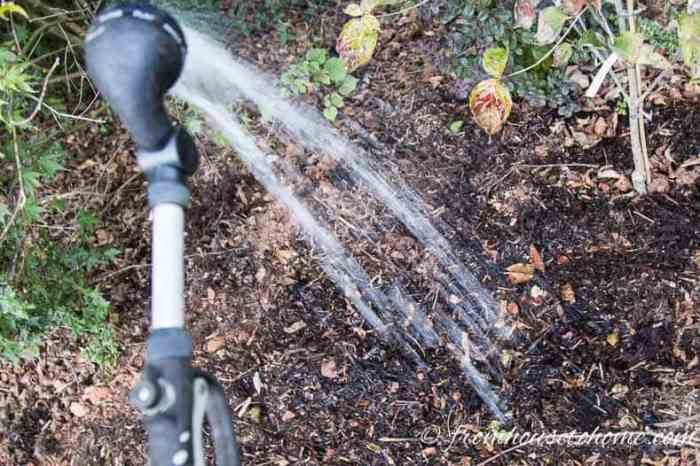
283;321;307;334
321;359;338;379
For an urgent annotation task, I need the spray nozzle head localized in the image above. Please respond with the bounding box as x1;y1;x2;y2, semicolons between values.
85;3;187;151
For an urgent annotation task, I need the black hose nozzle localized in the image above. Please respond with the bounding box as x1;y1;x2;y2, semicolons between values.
85;3;187;152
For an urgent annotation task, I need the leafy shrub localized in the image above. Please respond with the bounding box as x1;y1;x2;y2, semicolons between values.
0;3;119;365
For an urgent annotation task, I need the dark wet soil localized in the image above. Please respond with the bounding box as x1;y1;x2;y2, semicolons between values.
1;2;699;466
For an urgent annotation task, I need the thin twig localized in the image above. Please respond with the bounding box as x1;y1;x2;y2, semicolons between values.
25;94;106;124
10;58;60;127
506;8;587;79
379;0;431;18
0;129;27;246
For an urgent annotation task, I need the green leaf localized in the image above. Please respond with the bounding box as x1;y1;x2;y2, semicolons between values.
330;92;344;107
324;57;348;84
344;3;364;16
482;47;509;78
323;105;338;122
536;7;569;45
553;43;573;67
305;48;327;64
612;31;644;64
0;3;29;21
578;30;604;48
0;48;16;66
448;120;464;133
314;71;332;85
338;75;358;96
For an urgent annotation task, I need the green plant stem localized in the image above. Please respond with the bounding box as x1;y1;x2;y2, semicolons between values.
506;8;587;79
10;58;60;127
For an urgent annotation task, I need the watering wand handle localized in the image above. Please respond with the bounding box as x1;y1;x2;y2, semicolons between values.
85;4;239;466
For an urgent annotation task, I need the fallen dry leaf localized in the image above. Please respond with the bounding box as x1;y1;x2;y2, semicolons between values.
206;336;226;353
694;249;700;267
506;302;519;315
649;175;671;193
505;263;535;285
529;244;545;273
70;402;89;418
560;283;576;303
321;359;338;378
614;175;633;192
282;410;296;422
283;321;307;334
84;386;111;405
607;331;619;347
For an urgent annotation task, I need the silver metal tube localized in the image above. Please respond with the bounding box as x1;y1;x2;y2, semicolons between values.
151;203;185;328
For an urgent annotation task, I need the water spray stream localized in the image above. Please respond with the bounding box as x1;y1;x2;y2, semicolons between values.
173;26;511;421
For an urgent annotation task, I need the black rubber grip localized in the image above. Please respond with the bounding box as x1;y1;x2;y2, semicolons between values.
142;358;195;466
85;3;186;151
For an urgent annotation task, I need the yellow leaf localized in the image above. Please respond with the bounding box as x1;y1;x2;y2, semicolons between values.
469;79;512;135
607;331;619;347
505;263;534;285
0;2;28;20
360;0;382;13
344;3;363;16
336;14;380;72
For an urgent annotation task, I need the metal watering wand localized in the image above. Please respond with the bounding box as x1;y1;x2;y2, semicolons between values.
84;4;240;465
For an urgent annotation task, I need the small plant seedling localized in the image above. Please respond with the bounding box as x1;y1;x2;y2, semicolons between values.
448;120;464;134
281;47;359;122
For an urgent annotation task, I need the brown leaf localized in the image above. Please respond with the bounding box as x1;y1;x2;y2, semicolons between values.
694;249;700;268
85;386;111;405
506;302;520;315
649;175;671;193
206;336;226;353
321;359;338;378
592;116;608;136
206;287;216;303
282;410;296;421
70;402;89;418
505;263;535;285
614;175;633;192
529;244;545;273
560;283;576;303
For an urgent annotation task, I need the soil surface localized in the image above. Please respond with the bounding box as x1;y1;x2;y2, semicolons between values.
1;3;699;466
